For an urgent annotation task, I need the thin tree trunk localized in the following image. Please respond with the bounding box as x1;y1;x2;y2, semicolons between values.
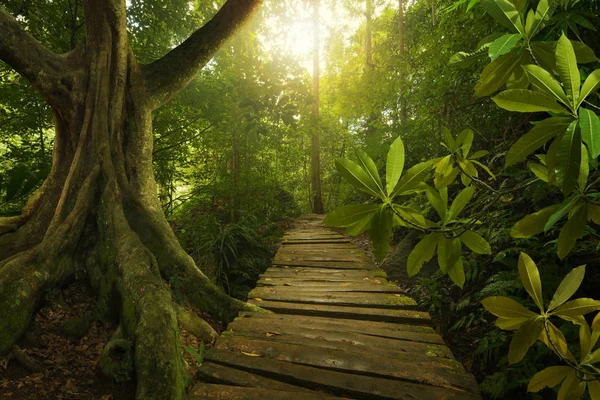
311;0;324;214
398;0;407;124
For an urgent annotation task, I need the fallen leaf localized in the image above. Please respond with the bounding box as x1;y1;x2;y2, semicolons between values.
253;298;263;302
265;331;281;337
0;354;12;369
264;278;272;281
340;282;352;287
101;394;113;400
241;351;262;357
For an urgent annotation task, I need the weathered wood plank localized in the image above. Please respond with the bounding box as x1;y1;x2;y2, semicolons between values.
271;260;374;270
187;384;343;399
248;288;417;308
236;312;442;342
203;350;481;400
246;299;431;325
256;279;404;293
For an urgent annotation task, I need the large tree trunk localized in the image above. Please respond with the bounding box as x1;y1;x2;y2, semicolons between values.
0;1;263;399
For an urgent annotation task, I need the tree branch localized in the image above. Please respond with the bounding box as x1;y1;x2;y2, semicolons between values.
142;0;262;109
0;6;70;108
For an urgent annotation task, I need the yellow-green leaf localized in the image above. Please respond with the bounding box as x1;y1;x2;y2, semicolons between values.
511;204;561;238
552;298;600;317
593;312;600;331
356;150;384;194
528;366;572;392
448;186;475;221
335;158;382;198
557;371;585;400
386;136;405;196
489;33;523;61
392;160;435;196
448;257;465;288
437;237;461;273
522;64;569;106
407;234;439;276
588;204;600;225
496;317;530;330
492;89;570;114
557;205;587;260
459;230;492;255
556;34;580;109
324;204;381;227
548;265;586;311
505;117;572;166
518;252;544;311
529;162;548;182
481;0;524;34
370;206;393;261
580;108;600;159
588;380;600;400
509;317;543;364
578;69;600;108
481;296;538;319
539;321;572;361
578;143;589;191
475;51;522;97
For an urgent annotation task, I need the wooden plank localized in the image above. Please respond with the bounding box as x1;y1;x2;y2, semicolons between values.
248;289;417;309
247;299;431;325
214;337;477;391
236;312;442;342
281;239;352;245
195;362;317;394
256;279;403;293
188;384;343;400
261;268;387;280
225;321;454;360
271;260;373;270
203;350;481;400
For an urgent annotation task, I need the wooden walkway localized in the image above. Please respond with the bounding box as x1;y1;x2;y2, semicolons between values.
189;215;481;399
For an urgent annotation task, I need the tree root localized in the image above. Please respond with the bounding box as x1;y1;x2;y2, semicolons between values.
12;345;44;374
175;305;218;344
100;325;134;382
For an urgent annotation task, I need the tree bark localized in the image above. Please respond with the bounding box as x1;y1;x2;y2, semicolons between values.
311;0;325;214
0;1;263;399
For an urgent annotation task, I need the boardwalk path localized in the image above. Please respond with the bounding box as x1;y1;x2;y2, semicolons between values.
189;215;481;399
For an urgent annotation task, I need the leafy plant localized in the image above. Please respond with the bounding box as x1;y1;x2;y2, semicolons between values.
185;343;205;366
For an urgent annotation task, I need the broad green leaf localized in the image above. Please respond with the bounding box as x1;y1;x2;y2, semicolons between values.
492;89;570;114
588;380;600;400
386;136;405;195
448;257;465;288
481;0;524;34
580;108;600;159
335;158;382;198
489;34;523;61
470;150;489;159
356;150;384;194
557;371;585;400
475;51;522;97
392;160;435;196
518;252;544;311
456;129;474;158
552;298;600;317
449;49;488;68
442;128;456;151
482;296;538;319
528;366;572;392
527;0;556;38
587;346;600;364
578;144;589;190
539;321;572;361
393;205;427;228
593;312;600;331
437;236;461;273
522;65;569;106
589;204;600;225
505;117;572;166
556;121;582;195
370;206;393;261
435;167;459;189
572;40;599;64
425;187;447;221
448;186;475;221
460;230;492;254
470;160;496;179
557;205;587;259
529;162;548;182
324;204;381;227
548;265;586;311
511;204;561;238
579;321;599;361
407;234;438;276
544;196;581;232
508;317;543;364
496;317;529;330
556;34;580;109
578;70;600;108
506;64;529;89
346;213;375;236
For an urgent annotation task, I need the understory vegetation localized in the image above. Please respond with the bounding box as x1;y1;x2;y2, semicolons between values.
2;0;600;398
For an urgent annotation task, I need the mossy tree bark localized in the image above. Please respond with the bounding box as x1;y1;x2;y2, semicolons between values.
0;0;263;398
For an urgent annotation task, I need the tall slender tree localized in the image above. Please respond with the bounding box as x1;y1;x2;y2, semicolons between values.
0;1;262;398
311;0;325;214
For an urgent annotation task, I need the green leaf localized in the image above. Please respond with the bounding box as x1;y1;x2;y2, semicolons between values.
437;236;461;273
481;0;524;34
557;371;585;400
460;230;492;254
475;51;523;97
356;150;384;194
407;234;438;276
346;213;375;236
496;317;530;330
508;317;543;364
544;196;581;232
470;160;496;179
593;312;600;331
369;206;393;261
539;321;573;361
528;366;572;392
335;158;382;198
557;205;587;259
572;40;599;64
456;129;474;158
324;204;381;227
393;205;427;228
511;204;561;238
482;296;538;319
470;150;489;159
448;186;475;221
588;380;600;400
449;49;488;68
425;186;447;221
386;136;405;196
442;127;456;151
392;160;434;196
552;298;600;317
489;34;523;61
578;143;589;190
505;117;572;166
492;89;570;114
556;121;582;195
522;65;569;106
580;108;600;159
448;257;465;288
578;69;600;108
556;34;580;109
527;0;556;38
518;252;544;311
529;162;549;182
548;265;586;311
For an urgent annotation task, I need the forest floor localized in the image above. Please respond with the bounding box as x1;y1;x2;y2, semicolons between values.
0;280;224;400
